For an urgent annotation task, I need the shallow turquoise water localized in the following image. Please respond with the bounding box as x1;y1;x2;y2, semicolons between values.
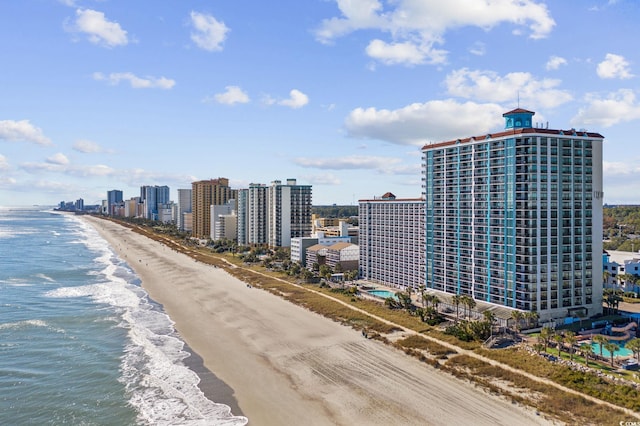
368;289;397;299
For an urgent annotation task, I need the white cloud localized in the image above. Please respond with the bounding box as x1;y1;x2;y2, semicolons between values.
0;120;52;146
365;39;445;66
0;176;17;188
82;164;116;177
315;0;555;66
190;11;229;52
67;9;128;48
211;86;250;105
469;42;486;56
602;160;640;204
295;155;401;172
46;153;70;166
597;53;633;79
301;173;342;185
93;72;175;89
20;158;115;176
33;180;78;192
278;89;309;109
571;89;640;127
603;161;640;177
546;55;567;70
314;0;385;42
20;162;65;173
445;68;572;109
295;155;419;176
0;154;9;171
73;139;108;153
345;100;504;146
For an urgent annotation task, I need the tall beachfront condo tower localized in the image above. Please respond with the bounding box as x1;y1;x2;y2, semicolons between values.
421;108;604;321
267;179;312;248
106;189;123;216
191;178;236;238
237;183;269;246
176;189;192;231
140;185;170;220
359;193;426;290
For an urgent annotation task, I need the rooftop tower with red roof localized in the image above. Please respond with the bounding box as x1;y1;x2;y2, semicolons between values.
503;108;535;129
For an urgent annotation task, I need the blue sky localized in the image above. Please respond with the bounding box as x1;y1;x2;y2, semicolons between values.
1;0;639;206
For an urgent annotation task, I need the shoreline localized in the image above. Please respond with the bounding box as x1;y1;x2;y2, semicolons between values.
182;341;244;418
83;215;553;425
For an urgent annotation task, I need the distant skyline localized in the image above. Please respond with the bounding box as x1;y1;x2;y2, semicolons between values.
2;0;640;206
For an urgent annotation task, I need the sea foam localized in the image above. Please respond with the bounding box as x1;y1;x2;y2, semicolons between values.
48;216;248;425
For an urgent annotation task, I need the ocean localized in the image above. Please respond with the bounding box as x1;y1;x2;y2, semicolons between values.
0;207;247;425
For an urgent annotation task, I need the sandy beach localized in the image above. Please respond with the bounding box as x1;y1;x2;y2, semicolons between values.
83;216;552;426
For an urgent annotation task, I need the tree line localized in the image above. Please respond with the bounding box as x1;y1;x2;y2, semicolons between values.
603;205;640;251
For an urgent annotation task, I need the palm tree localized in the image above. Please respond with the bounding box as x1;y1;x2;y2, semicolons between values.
395;291;413;311
301;268;314;283
511;310;523;332
617;273;624;290
430;294;440;310
603;270;611;288
385;296;399;309
580;343;594;367
425;306;438;321
626;337;640;362
483;310;496;324
603;293;613;315
539;327;552;352
565;331;577;361
418;284;426;307
525;311;540;329
483;311;496;337
631;274;640;296
465;296;476;319
621;273;635;291
592;334;608;360
452;294;462;323
603;342;620;367
458;295;475;319
553;333;564;359
632;274;640;296
319;264;333;281
611;292;622;314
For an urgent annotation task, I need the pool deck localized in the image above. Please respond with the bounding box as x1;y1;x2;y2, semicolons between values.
619;301;640;314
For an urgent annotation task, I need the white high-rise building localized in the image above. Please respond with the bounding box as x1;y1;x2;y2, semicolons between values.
421;108;604;321
359;193;425;290
267;179;312;248
237;183;269;246
211;199;236;241
177;189;192;231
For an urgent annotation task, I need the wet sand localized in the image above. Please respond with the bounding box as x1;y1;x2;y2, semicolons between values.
83;216;553;426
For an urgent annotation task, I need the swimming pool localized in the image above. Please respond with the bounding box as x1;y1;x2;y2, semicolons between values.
368;289;397;299
591;342;633;358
